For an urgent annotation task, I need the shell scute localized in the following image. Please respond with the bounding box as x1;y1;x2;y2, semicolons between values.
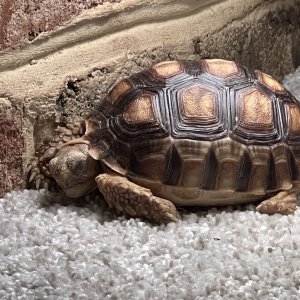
171;81;228;140
122;92;157;125
179;84;217;121
285;103;300;143
230;85;281;144
270;143;293;190
255;70;286;94
247;145;270;194
107;79;133;105
201;59;242;78
173;139;211;188
239;88;273;128
151;61;184;79
210;137;246;191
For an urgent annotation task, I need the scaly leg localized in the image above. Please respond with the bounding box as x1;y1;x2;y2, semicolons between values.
96;173;178;223
256;190;297;215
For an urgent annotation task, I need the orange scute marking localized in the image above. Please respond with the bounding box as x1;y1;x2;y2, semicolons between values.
123;93;156;125
202;59;240;78
108;79;132;105
255;70;285;93
239;88;273;129
151;61;183;79
287;104;300;135
180;85;217;122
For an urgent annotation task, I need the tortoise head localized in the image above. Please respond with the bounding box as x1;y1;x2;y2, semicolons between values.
49;140;102;198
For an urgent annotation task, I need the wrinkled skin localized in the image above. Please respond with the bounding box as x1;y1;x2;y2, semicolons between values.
49;144;101;198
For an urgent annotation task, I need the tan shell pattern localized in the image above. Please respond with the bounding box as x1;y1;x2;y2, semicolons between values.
86;59;300;201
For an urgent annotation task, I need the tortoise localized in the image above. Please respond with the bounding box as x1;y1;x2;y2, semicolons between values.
27;59;300;223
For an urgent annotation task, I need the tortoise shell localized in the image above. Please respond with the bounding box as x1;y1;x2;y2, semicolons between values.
85;59;300;206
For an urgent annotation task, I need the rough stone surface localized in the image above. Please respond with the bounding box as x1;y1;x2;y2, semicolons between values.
0;0;300;195
0;106;23;195
193;2;300;79
56;49;172;126
0;0;120;51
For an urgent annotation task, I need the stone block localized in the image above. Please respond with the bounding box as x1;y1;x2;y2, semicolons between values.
0;105;24;195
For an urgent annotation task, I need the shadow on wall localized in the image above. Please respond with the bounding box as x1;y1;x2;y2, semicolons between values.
293;41;300;68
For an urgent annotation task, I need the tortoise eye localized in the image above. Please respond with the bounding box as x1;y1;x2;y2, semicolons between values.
73;159;87;176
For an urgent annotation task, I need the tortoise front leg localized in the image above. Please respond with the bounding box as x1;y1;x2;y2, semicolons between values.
96;174;178;223
256;189;297;215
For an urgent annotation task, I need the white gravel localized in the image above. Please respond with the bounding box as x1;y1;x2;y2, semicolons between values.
1;188;300;299
283;67;300;100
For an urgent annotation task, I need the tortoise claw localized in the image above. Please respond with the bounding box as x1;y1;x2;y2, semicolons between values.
29;171;38;183
35;176;42;190
25;160;37;174
43;181;49;190
26;158;55;191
